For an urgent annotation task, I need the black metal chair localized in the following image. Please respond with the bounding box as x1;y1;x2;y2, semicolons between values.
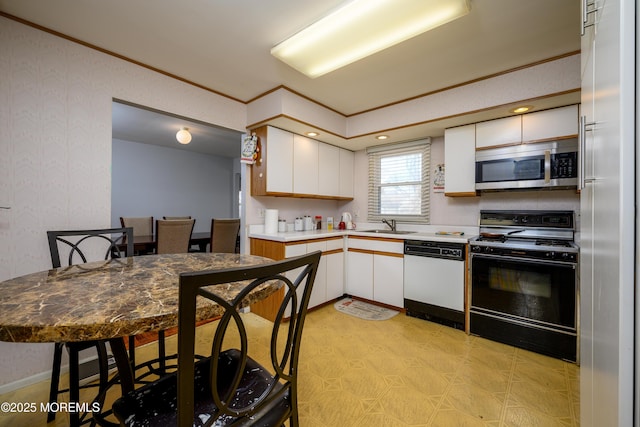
46;227;133;426
112;251;321;427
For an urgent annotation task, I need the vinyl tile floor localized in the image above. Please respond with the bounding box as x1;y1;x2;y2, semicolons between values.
0;303;579;426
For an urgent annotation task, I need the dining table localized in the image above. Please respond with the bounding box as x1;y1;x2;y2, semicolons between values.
0;252;279;426
127;230;212;254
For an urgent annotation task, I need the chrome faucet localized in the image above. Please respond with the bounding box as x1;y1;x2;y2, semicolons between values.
382;219;396;232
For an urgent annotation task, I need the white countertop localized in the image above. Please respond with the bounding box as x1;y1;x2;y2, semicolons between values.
248;224;477;244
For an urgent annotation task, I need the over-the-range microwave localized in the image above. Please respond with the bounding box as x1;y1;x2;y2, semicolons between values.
475;138;578;191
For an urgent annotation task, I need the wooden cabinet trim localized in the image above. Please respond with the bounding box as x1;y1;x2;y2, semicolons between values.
347;247;403;258
347;235;405;243
324;248;344;256
521;134;579;145
284;236;343;246
444;191;479;197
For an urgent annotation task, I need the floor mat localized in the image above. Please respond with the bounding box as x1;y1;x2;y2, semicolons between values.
334;298;399;321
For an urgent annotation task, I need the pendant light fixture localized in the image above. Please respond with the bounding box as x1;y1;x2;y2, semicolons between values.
176;127;192;144
271;0;471;78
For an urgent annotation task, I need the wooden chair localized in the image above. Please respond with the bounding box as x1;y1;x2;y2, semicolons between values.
163;216;192;220
120;216;154;254
210;218;240;253
156;219;195;254
46;227;134;426
112;251;321;427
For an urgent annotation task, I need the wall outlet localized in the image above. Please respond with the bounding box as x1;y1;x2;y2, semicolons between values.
258;208;265;218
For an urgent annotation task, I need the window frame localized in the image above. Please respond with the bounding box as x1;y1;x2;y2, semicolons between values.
367;139;431;224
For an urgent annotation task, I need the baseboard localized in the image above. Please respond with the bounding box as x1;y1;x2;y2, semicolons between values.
78;353;118;386
0;352;117;395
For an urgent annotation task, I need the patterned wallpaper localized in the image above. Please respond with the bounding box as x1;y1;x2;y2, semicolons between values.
0;17;247;388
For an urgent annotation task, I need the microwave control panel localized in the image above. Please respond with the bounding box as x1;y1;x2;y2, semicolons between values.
551;152;577;178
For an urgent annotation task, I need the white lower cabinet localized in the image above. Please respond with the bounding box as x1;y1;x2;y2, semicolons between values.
346;238;404;308
285;238;344;310
373;254;404;307
346;250;374;300
325;251;344;301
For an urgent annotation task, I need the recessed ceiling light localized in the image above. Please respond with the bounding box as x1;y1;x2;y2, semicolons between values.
306;132;319;137
376;135;389;140
511;106;533;114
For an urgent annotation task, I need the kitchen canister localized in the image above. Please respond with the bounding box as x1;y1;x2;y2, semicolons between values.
278;219;286;232
264;209;279;234
294;217;303;231
303;215;314;231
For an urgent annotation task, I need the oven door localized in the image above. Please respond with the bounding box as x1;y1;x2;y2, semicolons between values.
470;253;577;332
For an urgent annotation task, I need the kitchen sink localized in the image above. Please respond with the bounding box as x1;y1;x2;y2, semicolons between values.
360;229;416;234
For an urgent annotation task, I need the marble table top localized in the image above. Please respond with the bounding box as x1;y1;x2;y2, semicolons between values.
0;253;277;343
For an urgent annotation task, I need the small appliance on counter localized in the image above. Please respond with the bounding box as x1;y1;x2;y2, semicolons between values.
341;212;355;230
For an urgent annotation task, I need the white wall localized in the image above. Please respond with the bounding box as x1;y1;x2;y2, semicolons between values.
111;139;238;232
0;17;246;389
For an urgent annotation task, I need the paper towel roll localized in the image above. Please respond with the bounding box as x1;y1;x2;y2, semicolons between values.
264;209;279;234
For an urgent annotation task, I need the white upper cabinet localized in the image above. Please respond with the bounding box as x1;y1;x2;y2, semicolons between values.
251;125;354;200
475;115;522;149
522;105;579;143
444;124;477;196
338;148;355;198
293;134;319;195
318;143;340;197
264;126;293;194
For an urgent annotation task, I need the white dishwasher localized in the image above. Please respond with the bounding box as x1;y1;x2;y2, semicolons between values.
403;240;466;330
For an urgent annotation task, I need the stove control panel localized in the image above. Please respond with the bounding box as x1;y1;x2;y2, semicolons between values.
470;244;578;262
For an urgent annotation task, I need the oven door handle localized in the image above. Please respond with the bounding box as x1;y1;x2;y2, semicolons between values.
470;252;577;267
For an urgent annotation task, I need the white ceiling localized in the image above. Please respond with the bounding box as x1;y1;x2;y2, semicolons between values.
112;101;243;158
0;0;580;156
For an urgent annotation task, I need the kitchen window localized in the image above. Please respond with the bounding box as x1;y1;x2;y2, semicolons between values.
367;138;430;223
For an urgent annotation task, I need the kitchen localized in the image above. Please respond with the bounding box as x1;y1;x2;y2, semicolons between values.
0;1;635;426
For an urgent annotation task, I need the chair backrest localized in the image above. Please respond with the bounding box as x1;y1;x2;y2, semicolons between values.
176;251;321;427
163;216;192;220
156;219;195;254
47;227;134;268
119;216;153;237
210;218;240;253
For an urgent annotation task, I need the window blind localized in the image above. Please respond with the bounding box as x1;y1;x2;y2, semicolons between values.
367;139;430;223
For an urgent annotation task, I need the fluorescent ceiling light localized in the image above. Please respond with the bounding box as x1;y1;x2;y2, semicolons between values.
271;0;471;78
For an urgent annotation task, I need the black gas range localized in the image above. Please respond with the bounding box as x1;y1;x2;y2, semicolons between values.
469;210;579;362
470;210;578;262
